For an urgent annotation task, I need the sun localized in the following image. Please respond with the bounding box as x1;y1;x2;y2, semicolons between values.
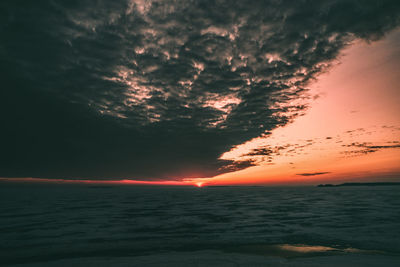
195;182;204;187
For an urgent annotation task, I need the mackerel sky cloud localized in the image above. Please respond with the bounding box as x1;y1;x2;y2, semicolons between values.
1;0;399;180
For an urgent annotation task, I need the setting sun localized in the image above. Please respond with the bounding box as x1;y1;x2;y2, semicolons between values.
195;182;204;187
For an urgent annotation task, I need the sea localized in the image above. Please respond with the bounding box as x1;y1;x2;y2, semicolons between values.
1;182;400;266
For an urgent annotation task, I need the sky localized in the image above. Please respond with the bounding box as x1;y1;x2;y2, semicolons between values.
195;29;400;185
0;0;399;185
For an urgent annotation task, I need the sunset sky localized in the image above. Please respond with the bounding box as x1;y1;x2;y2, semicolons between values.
1;0;399;185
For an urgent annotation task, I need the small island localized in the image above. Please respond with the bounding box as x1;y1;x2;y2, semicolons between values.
318;182;400;187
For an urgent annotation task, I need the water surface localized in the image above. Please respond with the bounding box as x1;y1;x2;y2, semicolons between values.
1;183;399;265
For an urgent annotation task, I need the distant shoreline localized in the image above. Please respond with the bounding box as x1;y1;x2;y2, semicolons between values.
317;182;400;187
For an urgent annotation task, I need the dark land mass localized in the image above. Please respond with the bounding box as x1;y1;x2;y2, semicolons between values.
317;182;400;187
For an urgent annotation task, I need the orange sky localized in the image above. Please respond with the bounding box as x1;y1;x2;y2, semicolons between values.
183;29;400;186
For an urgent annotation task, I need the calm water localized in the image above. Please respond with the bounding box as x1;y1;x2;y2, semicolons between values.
1;183;400;265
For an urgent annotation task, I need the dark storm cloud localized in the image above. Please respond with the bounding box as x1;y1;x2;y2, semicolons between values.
1;0;399;179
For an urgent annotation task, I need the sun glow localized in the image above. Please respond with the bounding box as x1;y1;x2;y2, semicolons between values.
195;182;204;187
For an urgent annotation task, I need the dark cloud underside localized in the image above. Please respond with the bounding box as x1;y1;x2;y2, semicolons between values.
297;172;331;177
1;0;399;179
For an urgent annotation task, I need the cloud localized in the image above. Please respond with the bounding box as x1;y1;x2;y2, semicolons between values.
297;172;331;177
0;0;399;179
239;141;315;164
342;142;400;155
